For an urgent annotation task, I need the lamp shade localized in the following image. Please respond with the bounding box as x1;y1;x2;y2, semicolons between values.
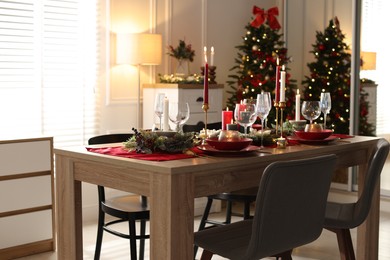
360;51;376;70
116;33;162;65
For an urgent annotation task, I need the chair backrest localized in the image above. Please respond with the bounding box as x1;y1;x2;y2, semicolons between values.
244;154;337;259
182;122;222;133
88;133;133;145
351;138;389;228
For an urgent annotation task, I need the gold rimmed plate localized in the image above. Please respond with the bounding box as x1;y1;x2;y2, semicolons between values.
196;144;260;156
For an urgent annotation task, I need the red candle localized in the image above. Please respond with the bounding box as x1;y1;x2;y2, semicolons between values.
274;58;280;104
203;62;209;105
222;107;233;130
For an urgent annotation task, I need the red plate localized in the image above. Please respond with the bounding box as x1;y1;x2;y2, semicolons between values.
288;135;340;145
206;138;252;151
294;130;333;140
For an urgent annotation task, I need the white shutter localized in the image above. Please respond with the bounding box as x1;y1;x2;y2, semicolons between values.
0;0;99;146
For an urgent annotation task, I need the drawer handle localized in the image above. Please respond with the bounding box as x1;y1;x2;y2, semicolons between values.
196;97;203;102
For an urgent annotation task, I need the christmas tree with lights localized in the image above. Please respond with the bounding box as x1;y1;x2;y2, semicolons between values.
226;6;297;125
302;17;374;135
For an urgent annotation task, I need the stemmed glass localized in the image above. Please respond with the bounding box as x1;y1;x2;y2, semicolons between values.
320;92;331;129
154;93;165;130
234;103;257;136
301;101;321;125
256;92;272;147
169;102;190;132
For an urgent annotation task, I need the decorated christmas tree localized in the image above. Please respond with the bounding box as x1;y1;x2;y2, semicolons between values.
226;6;297;125
302;17;375;136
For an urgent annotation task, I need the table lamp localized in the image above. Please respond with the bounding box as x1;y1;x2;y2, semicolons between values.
116;33;162;129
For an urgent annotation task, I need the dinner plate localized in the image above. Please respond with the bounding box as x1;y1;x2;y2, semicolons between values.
197;144;260;155
288;135;340;145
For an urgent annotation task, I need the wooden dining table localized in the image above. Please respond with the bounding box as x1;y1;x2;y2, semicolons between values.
54;135;382;260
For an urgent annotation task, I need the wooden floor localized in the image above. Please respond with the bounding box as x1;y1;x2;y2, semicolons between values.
14;189;390;260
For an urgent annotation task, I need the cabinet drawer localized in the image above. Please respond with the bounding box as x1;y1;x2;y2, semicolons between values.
0;175;52;212
179;88;222;113
0;210;52;249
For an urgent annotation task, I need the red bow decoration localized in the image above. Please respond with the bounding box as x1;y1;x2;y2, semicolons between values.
250;6;281;30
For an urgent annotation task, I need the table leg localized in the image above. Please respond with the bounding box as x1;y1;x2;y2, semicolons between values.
150;172;194;260
356;164;380;260
55;155;83;259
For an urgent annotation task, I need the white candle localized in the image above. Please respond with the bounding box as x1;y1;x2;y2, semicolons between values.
295;89;301;121
163;97;170;131
280;66;286;102
210;46;215;66
203;46;207;66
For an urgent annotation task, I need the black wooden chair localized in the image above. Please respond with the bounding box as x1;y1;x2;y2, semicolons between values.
323;139;389;260
182;122;257;258
194;154;337;260
88;133;150;260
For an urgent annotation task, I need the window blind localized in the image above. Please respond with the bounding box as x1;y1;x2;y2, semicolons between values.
0;0;99;146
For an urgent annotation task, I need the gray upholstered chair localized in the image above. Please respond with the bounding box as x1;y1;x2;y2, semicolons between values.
88;134;150;260
194;154;337;260
324;139;389;260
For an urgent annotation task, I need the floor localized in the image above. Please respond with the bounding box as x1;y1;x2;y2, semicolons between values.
14;190;390;260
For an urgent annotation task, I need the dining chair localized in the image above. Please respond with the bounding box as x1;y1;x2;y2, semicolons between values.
194;154;337;260
182;122;257;258
88;133;150;260
323;138;389;260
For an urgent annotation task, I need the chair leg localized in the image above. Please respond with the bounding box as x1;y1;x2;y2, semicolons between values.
333;228;356;260
274;249;293;260
94;210;105;260
243;201;251;219
225;200;232;224
128;217;137;260
139;219;146;260
200;249;214;260
194;197;214;259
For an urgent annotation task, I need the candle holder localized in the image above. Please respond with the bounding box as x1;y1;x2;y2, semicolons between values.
202;103;209;145
274;101;279;135
276;101;286;149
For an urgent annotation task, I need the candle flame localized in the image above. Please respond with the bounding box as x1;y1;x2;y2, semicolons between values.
297;89;300;95
277;57;279;65
282;64;285;70
226;107;229;111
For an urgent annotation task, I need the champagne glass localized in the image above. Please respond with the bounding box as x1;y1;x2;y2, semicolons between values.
169;102;190;132
234;103;257;136
320;92;331;129
256;92;272;147
301;101;321;125
154;93;165;130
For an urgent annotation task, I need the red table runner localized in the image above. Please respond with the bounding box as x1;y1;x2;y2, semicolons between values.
86;146;203;161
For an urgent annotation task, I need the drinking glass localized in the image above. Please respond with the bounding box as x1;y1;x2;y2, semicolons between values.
169;102;190;132
256;92;272;147
234;103;257;136
320;92;331;129
154;93;165;130
301;101;321;125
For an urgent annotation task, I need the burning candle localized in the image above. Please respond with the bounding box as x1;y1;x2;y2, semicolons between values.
203;47;209;105
222;107;233;130
163;97;169;131
274;58;280;104
210;46;215;66
280;65;286;102
295;89;301;121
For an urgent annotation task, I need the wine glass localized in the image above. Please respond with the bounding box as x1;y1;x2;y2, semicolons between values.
154;93;165;130
256;92;272;147
234;103;257;136
320;92;331;129
301;101;321;125
169;102;190;132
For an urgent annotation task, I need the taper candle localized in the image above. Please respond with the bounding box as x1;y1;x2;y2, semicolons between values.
210;46;215;66
222;107;233;130
295;89;301;121
274;58;280;103
163;97;169;131
280;65;286;102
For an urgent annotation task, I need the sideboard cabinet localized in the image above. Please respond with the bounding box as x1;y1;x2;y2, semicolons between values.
142;83;224;129
0;137;54;259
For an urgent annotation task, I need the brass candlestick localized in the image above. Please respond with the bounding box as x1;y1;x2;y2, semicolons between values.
277;101;286;149
274;101;279;135
202;103;209;144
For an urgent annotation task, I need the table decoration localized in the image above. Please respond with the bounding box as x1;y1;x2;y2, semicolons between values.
295;89;301;121
124;128;195;154
222;107;233;130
